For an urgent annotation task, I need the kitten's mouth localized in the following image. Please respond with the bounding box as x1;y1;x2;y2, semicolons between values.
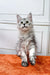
19;26;29;32
22;26;28;28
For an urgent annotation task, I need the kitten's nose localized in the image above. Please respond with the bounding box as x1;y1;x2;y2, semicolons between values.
23;23;25;26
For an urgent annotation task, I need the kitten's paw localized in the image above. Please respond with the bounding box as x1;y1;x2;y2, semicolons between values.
29;57;36;65
21;61;28;67
30;60;36;65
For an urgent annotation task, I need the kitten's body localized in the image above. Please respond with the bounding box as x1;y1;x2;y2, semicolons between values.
16;13;36;67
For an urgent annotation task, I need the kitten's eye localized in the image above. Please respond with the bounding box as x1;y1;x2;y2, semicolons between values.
21;21;23;24
26;21;29;23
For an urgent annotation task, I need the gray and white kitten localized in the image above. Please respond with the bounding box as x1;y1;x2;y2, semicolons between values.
16;13;36;67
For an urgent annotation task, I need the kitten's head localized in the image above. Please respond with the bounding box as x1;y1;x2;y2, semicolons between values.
16;13;33;32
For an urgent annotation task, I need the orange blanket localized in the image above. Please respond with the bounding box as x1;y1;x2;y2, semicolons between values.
0;54;50;75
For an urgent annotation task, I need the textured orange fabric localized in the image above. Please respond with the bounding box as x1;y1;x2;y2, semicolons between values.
0;54;50;75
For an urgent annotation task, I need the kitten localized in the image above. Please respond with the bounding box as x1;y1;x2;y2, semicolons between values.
16;13;37;67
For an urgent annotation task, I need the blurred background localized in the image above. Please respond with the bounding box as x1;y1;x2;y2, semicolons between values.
0;0;50;56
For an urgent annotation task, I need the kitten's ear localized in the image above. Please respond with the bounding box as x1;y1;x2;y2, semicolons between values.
27;13;32;22
16;14;22;23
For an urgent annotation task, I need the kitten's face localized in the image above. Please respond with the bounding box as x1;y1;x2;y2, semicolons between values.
17;13;33;32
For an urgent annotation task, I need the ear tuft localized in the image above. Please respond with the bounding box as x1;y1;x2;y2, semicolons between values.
16;14;22;23
27;13;32;22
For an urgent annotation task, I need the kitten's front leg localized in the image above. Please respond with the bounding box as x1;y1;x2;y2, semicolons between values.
29;46;36;65
21;51;28;67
